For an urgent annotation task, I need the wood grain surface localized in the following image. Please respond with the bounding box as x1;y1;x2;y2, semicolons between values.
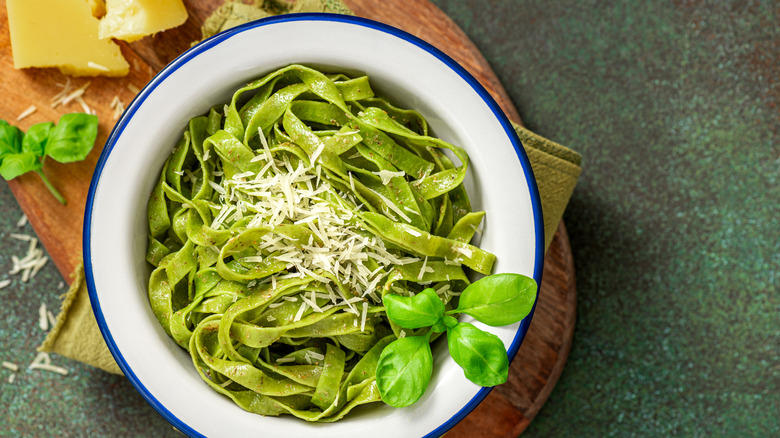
0;1;575;436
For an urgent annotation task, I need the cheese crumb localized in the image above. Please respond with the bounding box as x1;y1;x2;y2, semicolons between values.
55;81;91;108
87;61;110;72
360;301;368;332
28;352;68;375
39;302;49;331
372;169;405;185
8;233;48;282
110;94;125;120
307;351;325;362
47;310;57;328
454;246;473;258
417;256;429;281
405;228;422;237
2;361;19;372
74;95;95;115
16;105;37;121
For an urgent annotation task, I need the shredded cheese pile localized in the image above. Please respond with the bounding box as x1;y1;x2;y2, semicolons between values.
50;79;95;115
8;233;48;283
0;214;69;383
208;140;419;323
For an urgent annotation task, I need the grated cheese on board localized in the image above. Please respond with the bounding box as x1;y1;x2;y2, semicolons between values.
16;105;37;121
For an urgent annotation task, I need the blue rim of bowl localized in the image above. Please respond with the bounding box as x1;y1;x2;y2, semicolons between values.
84;12;544;438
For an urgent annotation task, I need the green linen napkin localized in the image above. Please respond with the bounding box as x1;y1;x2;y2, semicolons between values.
39;0;581;375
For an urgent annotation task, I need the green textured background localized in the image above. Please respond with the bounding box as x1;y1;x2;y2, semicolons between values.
1;0;778;436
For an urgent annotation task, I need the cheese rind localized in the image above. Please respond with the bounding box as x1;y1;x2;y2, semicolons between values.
98;0;188;42
87;0;107;18
6;0;129;77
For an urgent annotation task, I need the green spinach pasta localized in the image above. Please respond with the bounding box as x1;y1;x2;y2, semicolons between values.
145;64;495;421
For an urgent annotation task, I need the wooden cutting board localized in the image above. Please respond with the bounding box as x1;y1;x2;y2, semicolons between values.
0;1;576;436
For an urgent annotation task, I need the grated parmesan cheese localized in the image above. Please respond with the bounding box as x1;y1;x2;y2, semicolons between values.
53;81;91;108
403;206;421;216
372;169;405;185
47;310;56;328
16;214;28;228
454;246;473;258
74;96;95;116
49;78;72;107
2;361;19;372
203;142;424;317
28;352;68;375
16;105;37;121
110;95;125;120
39;302;49;331
307;351;325;362
405;228;422;237
0;279;10;289
371;190;412;223
293;301;308;322
87;61;110;72
360;301;368;332
8;233;48;282
417;256;429;281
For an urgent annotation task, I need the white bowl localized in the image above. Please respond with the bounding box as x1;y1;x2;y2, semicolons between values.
85;13;544;438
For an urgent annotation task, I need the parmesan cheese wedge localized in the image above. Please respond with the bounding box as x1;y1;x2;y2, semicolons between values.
98;0;188;42
6;0;129;77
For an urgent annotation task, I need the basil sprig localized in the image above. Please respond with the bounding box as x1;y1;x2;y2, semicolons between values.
376;273;537;408
0;113;99;204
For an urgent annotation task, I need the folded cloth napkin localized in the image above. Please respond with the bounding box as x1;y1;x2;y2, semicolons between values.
38;0;581;375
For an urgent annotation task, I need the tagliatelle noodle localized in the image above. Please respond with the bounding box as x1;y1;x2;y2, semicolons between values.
145;64;494;421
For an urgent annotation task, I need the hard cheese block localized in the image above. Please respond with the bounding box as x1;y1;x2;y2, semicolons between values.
6;0;129;76
98;0;188;42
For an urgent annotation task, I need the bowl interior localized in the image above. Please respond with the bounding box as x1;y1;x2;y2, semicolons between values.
85;14;543;438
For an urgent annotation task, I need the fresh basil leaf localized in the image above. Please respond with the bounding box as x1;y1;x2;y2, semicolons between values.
45;113;98;163
447;322;509;387
0;121;24;162
0;152;41;180
376;335;433;407
454;273;537;326
22;122;54;157
384;288;444;329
